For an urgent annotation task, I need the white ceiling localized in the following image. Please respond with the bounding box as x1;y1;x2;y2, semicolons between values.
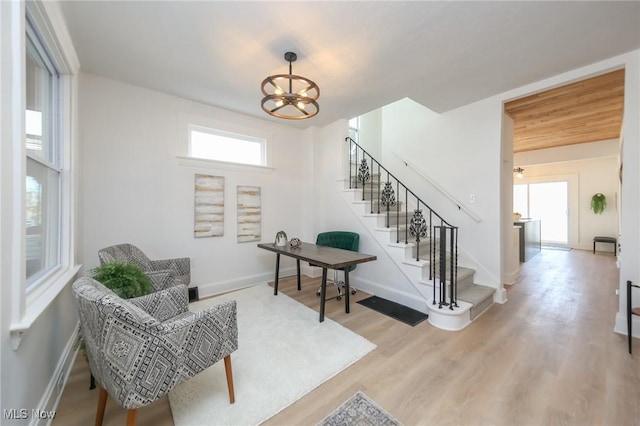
59;1;640;129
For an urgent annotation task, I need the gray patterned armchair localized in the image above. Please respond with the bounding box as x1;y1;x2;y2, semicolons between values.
98;243;191;290
73;277;238;426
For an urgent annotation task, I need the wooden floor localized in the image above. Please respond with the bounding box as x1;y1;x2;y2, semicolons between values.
54;249;640;425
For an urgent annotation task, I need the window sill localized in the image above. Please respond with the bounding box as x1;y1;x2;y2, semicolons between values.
176;156;275;174
10;264;82;350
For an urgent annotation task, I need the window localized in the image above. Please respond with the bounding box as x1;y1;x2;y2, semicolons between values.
349;116;360;143
25;18;62;289
189;125;266;166
7;1;80;347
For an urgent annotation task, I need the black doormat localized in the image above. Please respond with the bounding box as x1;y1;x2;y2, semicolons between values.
357;296;428;326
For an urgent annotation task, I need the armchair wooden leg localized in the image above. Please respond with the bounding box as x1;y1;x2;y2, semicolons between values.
224;355;235;403
95;387;108;426
126;409;137;426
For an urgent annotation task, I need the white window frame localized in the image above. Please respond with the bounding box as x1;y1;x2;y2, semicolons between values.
189;124;267;166
177;114;274;173
5;1;81;349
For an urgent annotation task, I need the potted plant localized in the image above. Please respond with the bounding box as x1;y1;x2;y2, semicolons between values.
591;193;607;214
89;261;152;298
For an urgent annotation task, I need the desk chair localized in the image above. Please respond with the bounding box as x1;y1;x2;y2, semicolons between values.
312;231;359;300
628;280;640;354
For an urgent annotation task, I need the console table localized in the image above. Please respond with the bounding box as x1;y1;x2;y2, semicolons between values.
257;242;377;322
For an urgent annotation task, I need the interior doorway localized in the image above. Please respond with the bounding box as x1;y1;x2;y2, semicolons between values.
514;181;568;245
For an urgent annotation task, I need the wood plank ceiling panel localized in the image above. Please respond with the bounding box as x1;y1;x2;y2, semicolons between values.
505;69;625;153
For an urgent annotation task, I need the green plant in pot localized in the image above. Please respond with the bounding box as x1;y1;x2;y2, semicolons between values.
90;261;152;298
591;193;607;215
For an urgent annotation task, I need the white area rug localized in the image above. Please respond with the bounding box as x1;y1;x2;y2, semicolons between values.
168;283;377;426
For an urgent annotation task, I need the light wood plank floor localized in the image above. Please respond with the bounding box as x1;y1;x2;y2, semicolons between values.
54;248;640;425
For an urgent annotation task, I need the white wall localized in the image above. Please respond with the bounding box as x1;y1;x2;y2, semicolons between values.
378;97;505;291
78;74;314;297
312;120;424;310
357;108;382;160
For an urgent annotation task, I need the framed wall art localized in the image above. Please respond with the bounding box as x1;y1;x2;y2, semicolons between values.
194;174;224;237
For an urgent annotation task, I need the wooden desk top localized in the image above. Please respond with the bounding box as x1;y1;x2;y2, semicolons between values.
257;242;377;269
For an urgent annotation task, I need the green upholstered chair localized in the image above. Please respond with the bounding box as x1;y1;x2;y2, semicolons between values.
313;231;360;299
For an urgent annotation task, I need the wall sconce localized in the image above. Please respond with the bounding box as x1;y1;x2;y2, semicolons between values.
513;167;524;178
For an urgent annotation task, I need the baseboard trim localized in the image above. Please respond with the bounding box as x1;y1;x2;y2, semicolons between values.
196;267;298;299
35;325;79;426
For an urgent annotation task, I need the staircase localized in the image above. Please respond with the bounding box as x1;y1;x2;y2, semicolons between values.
340;138;495;331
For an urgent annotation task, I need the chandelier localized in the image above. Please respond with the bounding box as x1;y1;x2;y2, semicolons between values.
260;52;319;120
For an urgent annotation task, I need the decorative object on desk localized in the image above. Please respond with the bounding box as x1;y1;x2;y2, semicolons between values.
237;185;261;243
591;193;607;214
289;237;301;248
275;230;288;246
194;174;224;237
513;212;522;221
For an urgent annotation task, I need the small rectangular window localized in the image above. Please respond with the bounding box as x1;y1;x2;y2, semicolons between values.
189;125;266;167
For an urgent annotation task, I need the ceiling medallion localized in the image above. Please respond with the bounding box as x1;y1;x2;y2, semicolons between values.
261;52;319;120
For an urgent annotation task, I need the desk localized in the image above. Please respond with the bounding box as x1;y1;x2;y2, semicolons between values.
257;242;377;322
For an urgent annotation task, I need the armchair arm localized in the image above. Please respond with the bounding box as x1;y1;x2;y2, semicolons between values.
150;257;191;286
159;299;238;369
129;284;189;322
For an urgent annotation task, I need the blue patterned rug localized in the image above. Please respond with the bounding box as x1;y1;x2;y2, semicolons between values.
317;391;402;426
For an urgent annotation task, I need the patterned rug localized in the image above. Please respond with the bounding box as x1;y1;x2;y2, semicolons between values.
168;283;376;426
317;391;403;426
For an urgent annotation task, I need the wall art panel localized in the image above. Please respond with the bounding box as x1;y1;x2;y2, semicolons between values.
237;185;261;243
194;174;224;237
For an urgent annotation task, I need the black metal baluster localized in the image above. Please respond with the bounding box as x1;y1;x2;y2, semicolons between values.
404;188;408;244
377;163;381;214
453;227;459;308
358;157;370;201
381;181;395;228
409;207;427;262
370;154;373;212
396;180;400;243
354;147;359;190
